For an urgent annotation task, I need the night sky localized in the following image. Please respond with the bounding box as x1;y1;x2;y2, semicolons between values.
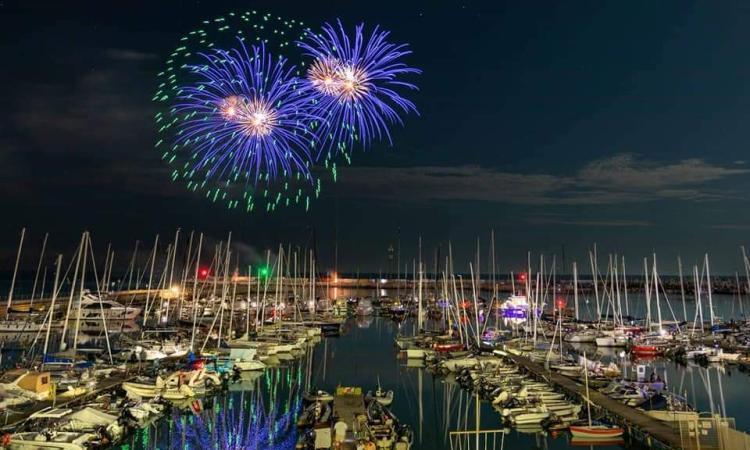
3;1;750;274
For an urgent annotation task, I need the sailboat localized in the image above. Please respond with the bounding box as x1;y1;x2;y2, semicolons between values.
570;352;624;439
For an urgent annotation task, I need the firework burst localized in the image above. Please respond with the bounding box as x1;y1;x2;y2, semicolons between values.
173;42;315;183
298;20;420;156
154;12;324;213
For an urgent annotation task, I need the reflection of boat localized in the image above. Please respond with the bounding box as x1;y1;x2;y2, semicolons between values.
570;437;625;446
356;299;374;316
570;425;624;439
0;320;51;333
356;315;374;329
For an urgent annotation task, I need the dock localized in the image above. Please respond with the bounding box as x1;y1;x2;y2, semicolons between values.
332;387;366;450
506;353;682;449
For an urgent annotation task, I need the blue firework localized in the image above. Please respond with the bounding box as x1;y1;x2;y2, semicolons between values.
173;41;317;188
298;20;421;157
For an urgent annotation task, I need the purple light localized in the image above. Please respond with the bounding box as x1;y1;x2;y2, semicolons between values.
174;41;318;185
298;20;420;156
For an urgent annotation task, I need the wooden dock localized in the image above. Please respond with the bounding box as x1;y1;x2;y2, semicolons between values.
507;353;681;449
333;389;365;430
332;388;366;450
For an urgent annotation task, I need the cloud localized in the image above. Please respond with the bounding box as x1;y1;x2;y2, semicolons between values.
104;48;157;61
12;68;153;153
526;217;653;227
708;224;750;230
332;154;748;205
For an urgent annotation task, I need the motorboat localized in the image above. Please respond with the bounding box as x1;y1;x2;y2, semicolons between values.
9;432;97;450
78;291;141;321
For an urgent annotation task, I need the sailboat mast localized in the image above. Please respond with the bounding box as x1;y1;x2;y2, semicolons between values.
6;227;26;319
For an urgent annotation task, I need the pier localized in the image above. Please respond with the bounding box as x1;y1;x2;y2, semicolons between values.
506;352;683;449
332;387;366;449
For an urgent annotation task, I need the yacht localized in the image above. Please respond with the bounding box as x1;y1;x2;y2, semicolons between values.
78;292;141;321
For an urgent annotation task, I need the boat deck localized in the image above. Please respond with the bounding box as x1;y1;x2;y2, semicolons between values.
1;371;135;430
507;353;682;449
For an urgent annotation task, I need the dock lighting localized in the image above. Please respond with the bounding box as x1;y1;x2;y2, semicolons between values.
170;285;180;295
331;272;338;284
380;278;388;284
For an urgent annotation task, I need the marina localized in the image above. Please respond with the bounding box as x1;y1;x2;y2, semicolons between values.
6;2;750;449
3;228;750;450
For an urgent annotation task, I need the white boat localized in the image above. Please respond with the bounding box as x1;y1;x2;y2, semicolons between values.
645;409;699;422
501;406;550;425
440;357;478;372
59;407;124;441
367;386;394;406
595;335;628;347
9;432;97;450
79;292;141;321
405;348;426;359
564;331;597;343
0;370;53;401
0;320;52;333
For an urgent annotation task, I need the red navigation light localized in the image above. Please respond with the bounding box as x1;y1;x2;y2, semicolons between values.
519;272;527;282
199;268;209;279
555;297;566;309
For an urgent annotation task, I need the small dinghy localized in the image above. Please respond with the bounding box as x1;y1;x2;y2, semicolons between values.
570;424;624;439
366;386;394;407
